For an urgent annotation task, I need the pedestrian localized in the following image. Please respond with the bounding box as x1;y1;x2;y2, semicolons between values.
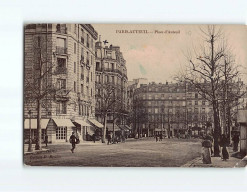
185;131;188;139
221;134;229;161
177;131;180;139
107;134;111;145
44;134;48;147
188;129;192;139
232;134;240;152
69;132;77;153
201;136;212;164
159;133;163;141
92;133;96;143
155;134;158;142
207;134;214;156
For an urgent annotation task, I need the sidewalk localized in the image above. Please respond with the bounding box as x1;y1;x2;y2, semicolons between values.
182;148;244;168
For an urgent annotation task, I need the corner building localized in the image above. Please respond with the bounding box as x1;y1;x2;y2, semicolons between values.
24;24;102;143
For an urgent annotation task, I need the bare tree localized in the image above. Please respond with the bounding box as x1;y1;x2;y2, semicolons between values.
95;82;122;143
178;25;244;156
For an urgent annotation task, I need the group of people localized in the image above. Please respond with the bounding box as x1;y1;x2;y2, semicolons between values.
201;133;240;164
155;134;163;142
107;133;126;145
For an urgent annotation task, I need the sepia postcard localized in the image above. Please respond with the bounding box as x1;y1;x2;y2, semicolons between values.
23;24;247;167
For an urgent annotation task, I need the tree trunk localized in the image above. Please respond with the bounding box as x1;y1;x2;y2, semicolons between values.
102;113;107;143
35;99;42;150
212;100;221;157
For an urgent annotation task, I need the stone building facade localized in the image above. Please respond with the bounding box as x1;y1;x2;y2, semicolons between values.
94;39;128;134
132;81;213;137
24;23;102;143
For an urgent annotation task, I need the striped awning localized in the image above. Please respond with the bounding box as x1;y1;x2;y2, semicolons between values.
24;119;49;129
74;120;91;127
119;125;130;131
88;118;104;128
106;123;121;132
52;118;75;127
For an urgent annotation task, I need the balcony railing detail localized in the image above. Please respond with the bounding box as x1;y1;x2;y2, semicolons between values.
56;46;67;55
54;66;67;75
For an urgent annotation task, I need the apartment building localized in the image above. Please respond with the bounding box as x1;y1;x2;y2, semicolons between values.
132;82;213;137
94;39;129;135
24;23;102;143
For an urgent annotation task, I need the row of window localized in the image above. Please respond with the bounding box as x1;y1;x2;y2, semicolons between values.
96;61;127;74
56;37;94;65
74;81;93;97
140;115;208;122
57;79;93;97
56;101;93;116
73;24;94;51
96;75;123;85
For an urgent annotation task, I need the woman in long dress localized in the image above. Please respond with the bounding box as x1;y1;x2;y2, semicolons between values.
201;137;212;164
221;134;229;161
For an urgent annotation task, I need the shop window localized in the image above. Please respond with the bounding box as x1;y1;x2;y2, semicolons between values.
56;127;67;140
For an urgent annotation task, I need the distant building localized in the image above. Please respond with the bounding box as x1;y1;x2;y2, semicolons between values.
95;38;129;134
24;24;102;144
131;81;213;137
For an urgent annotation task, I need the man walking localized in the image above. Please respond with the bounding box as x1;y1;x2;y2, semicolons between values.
70;132;77;153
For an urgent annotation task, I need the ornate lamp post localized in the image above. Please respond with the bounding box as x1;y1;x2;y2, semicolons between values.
28;110;33;152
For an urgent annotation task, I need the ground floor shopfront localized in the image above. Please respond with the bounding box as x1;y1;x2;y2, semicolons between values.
24;117;103;144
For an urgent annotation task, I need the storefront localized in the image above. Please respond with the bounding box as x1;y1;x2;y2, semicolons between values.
87;118;104;140
46;118;76;143
73;120;92;141
24;119;49;143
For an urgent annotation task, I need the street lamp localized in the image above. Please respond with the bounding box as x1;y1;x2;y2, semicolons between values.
28;110;33;152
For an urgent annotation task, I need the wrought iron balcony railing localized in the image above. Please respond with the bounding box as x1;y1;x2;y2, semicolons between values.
56;46;67;55
54;66;67;75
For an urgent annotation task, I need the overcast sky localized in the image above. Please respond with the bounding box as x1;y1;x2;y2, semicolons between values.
92;24;247;83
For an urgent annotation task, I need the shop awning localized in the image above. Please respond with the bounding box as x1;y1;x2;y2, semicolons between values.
53;118;75;127
74;120;91;127
106;123;121;131
155;128;162;132
24;119;49;129
88;119;104;128
119;125;130;131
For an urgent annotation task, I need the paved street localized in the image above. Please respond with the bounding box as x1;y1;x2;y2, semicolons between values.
24;138;202;167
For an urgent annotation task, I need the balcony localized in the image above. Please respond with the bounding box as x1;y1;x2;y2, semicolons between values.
56;46;67;55
54;66;67;75
80;56;84;65
55;89;70;101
